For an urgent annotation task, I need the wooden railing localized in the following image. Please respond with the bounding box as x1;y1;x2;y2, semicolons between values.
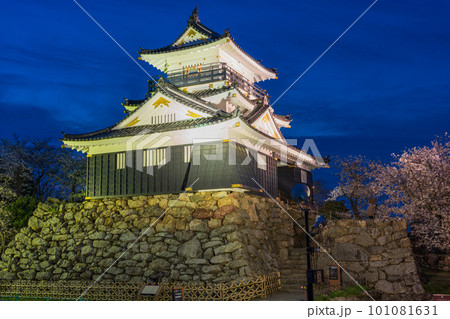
148;63;268;99
0;272;281;301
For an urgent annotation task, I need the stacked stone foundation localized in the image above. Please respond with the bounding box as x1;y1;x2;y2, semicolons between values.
315;219;426;300
0;192;426;300
0;192;293;283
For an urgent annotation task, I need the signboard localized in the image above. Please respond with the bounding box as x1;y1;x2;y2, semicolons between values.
314;269;324;283
141;285;160;295
136;284;162;301
433;294;450;301
172;287;184;301
329;264;341;288
329;265;339;280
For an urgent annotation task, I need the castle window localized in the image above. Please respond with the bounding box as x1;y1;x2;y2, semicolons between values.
183;64;203;78
184;145;192;163
144;148;167;167
150;113;175;125
301;170;308;184
257;153;267;171
116;153;126;170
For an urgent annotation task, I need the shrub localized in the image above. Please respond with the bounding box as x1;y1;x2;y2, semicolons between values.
6;196;40;229
314;285;369;301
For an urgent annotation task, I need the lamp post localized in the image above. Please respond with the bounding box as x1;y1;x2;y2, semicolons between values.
291;183;314;301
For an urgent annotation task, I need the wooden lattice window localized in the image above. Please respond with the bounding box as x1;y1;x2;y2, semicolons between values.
116;153;125;170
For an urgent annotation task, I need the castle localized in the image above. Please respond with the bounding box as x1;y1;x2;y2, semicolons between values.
62;8;325;199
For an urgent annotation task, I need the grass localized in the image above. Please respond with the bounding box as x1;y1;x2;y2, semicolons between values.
421;268;450;295
314;285;369;301
423;282;450;294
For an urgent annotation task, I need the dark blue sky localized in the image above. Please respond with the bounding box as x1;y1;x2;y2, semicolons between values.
1;0;449;187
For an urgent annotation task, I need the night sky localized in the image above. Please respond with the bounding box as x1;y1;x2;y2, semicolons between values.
1;0;449;187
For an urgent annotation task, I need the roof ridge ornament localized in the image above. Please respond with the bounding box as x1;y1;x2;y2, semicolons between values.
223;28;232;39
231;105;241;117
156;77;166;89
188;6;200;24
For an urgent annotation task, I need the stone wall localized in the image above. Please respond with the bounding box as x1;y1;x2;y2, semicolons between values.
0;192;294;283
0;192;426;300
314;219;426;300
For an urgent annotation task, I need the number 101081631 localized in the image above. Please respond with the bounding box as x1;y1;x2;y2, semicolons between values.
368;305;438;316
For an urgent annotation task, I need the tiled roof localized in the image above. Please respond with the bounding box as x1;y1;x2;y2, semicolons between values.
155;80;225;116
185;7;222;39
122;98;148;107
63;115;234;142
191;84;258;105
140;8;222;55
140;35;277;76
243;101;270;123
273;113;292;122
140;36;224;55
239;116;320;166
189;85;235;99
121;79;226;119
139;9;277;76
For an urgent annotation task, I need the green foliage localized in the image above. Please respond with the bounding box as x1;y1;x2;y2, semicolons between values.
319;200;349;219
0;136;86;200
6;196;40;230
314;285;369;301
424;282;450;294
0;210;16;255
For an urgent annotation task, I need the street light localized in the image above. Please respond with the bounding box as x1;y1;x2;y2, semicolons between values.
291;183;314;301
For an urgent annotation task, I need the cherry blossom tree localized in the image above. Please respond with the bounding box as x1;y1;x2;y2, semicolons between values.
373;134;450;251
331;156;377;218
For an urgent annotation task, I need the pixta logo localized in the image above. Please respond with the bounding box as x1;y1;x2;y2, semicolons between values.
125;129;172;175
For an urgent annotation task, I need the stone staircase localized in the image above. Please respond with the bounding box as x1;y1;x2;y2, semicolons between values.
280;248;308;292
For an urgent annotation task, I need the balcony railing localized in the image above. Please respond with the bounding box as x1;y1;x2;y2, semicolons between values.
148;63;268;99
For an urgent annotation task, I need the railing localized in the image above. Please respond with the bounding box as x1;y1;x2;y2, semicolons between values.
148;63;268;99
0;272;281;301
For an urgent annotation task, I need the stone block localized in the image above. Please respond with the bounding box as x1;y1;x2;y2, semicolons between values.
213;204;236;219
332;243;369;262
35;271;52;280
81;246;94;256
203;241;223;249
31;238;47;246
28;216;44;231
214;242;243;255
189;219;209;232
203;247;214;260
178;238;202;259
193;208;213;219
149;258;170;271
185;258;209;265
120;231;137;243
355;231;375;247
211;191;228;199
375;280;394;294
208;218;222;229
128;199;146;209
202;264;221;274
18;269;36;280
228;259;248;269
217;196;239;208
210;254;232;264
174;230;194;242
223;212;244;225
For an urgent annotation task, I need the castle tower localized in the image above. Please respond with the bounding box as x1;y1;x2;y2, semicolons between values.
62;8;326;199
